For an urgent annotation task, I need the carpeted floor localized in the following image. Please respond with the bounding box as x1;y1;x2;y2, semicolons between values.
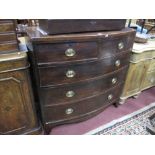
50;87;155;135
86;102;155;135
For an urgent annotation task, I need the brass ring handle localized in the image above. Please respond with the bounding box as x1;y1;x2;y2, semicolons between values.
108;94;113;100
65;108;74;115
66;70;76;78
65;48;76;57
66;90;75;98
118;42;124;50
115;60;121;67
112;78;117;84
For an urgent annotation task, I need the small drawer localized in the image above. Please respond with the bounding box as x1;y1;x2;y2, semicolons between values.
38;52;130;87
35;41;98;64
0;33;16;42
99;33;135;59
39;66;128;106
0;42;18;53
35;32;134;65
0;52;28;73
0;22;15;33
43;84;123;123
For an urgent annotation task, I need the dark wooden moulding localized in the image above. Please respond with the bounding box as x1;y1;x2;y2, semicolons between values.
38;19;126;35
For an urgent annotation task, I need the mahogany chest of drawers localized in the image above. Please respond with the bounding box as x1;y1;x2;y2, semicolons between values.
0;20;18;54
26;27;135;134
0;52;41;134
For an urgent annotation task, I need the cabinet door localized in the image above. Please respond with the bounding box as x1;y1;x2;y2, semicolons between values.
121;61;146;98
148;58;155;72
141;70;155;90
0;71;37;134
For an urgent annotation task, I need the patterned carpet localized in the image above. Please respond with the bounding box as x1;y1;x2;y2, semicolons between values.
86;102;155;135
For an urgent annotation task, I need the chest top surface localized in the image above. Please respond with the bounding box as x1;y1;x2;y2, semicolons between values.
26;27;135;43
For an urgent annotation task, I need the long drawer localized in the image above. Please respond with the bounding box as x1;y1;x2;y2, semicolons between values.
43;84;123;123
0;42;18;53
38;52;130;87
0;22;15;33
35;32;135;65
0;33;17;42
39;66;128;106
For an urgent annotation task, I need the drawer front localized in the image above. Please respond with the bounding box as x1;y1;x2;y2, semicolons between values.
40;66;128;106
0;59;28;73
98;33;134;59
0;42;18;53
0;22;15;33
35;32;134;65
38;52;130;87
0;33;16;42
35;42;98;64
43;84;123;122
0;20;13;23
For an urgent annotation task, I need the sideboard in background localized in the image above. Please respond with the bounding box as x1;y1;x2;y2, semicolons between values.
120;40;155;104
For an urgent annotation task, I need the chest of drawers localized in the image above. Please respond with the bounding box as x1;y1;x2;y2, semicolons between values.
120;40;155;104
26;27;135;134
0;20;19;54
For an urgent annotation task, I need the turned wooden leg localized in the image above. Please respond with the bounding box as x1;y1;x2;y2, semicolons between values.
44;126;51;135
119;98;126;105
113;102;120;107
133;93;140;99
133;95;139;99
114;98;126;107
